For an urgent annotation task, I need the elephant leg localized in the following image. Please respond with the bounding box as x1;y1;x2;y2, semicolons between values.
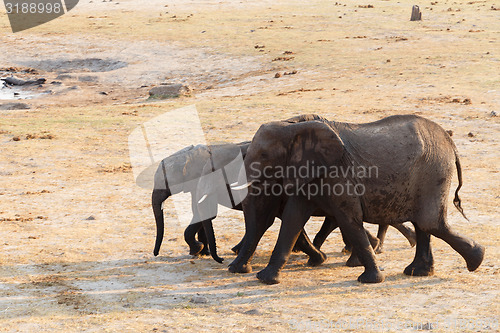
340;227;352;254
201;218;224;263
312;216;338;249
346;228;379;267
404;223;434;276
229;198;280;274
337;213;384;283
393;223;417;247
257;197;314;284
231;237;244;254
374;225;389;254
294;230;327;267
428;222;484;272
184;222;204;256
197;226;210;256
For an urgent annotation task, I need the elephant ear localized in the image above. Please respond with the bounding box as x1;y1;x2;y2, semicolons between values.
286;121;344;187
195;158;220;221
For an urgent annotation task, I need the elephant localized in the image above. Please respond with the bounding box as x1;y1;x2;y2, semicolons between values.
151;142;251;263
151;116;415;265
228;114;485;284
195;114;416;265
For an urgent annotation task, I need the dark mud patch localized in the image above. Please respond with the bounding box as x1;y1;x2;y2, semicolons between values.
21;58;127;73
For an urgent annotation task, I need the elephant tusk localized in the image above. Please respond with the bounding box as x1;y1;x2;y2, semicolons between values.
198;194;208;204
230;181;254;190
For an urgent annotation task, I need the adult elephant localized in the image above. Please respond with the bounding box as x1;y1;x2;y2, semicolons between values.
229;114;484;284
195;115;416;266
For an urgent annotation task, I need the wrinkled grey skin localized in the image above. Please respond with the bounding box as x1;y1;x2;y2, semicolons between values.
230;114;485;284
152;142;251;263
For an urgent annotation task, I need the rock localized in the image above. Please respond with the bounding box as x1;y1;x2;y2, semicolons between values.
491;111;497;117
149;84;192;98
55;74;73;80
12;136;20;141
0;102;30;110
468;132;474;137
190;295;208;304
78;75;98;82
274;72;282;78
2;76;46;86
244;309;262;315
85;216;96;220
446;130;453;137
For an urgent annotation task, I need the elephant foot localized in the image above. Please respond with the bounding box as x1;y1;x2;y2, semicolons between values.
358;269;384;283
189;241;204;256
345;253;363;267
228;263;252;274
256;267;280;285
404;261;434;276
231;244;241;254
407;235;417;248
369;237;380;251
465;243;485;272
307;251;327;267
374;245;384;254
199;246;210;256
341;246;352;255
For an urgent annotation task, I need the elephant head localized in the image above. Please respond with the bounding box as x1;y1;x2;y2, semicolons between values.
237;119;344;196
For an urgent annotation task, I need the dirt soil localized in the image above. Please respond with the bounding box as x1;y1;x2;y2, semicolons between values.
0;0;499;332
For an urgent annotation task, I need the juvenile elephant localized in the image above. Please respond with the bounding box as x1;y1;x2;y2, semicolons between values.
229;114;484;284
151;142;251;263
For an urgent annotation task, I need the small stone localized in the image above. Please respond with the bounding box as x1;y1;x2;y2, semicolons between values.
244;309;262;315
12;136;20;141
490;111;497;117
190;296;208;304
0;102;30;110
467;132;474;137
446;130;453;137
274;72;281;78
85;216;96;220
149;83;192;98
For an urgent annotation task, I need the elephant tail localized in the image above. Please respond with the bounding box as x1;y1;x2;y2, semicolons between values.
152;189;169;256
453;150;468;221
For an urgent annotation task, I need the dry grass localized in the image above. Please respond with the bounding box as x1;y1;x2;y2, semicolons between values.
0;0;499;331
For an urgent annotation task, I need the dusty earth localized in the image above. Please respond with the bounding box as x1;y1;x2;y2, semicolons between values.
0;0;499;332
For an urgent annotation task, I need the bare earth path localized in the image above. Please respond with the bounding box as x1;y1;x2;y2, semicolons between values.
0;0;498;331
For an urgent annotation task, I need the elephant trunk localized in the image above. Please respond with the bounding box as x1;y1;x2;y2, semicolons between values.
152;188;169;256
201;219;224;263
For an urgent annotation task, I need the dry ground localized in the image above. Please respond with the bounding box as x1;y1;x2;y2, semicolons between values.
0;0;499;332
